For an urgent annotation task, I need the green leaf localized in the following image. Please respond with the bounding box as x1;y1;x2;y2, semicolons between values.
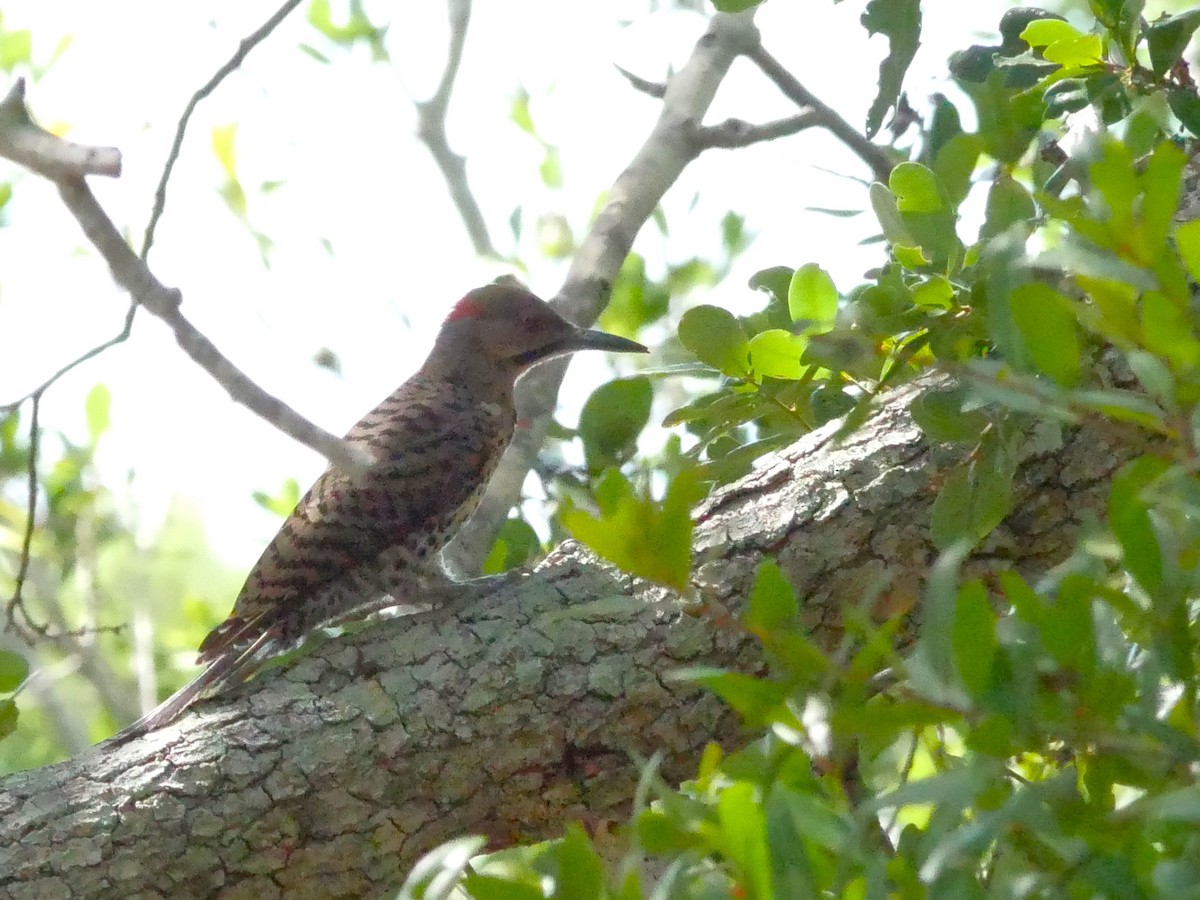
481;518;541;575
1040;575;1097;675
1108;456;1168;597
84;383;112;446
599;254;670;336
717;782;773;900
910;387;989;443
1175;219;1200;283
252;478;301;518
1140;142;1186;271
0;28;31;73
1142;291;1200;370
0;651;28;693
0;699;15;740
861;0;922;139
711;0;762;10
539;147;562;190
1168;87;1200;138
932;133;983;207
952;580;996;698
460;875;544;900
747;330;807;381
890;163;946;213
980;176;1035;242
397;835;486;900
683;669;789;725
1147;10;1200;77
930;433;1016;550
1009;282;1081;386
552;824;605;900
1072;388;1167;429
559;469;701;592
210;123;239;180
787;264;839;329
745;561;799;634
678;306;751;378
578;377;653;472
1148;785;1200;822
869;182;915;246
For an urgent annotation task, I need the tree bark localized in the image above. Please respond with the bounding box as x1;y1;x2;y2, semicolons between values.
0;370;1157;899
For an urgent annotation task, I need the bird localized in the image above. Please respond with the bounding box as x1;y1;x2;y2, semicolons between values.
104;282;647;743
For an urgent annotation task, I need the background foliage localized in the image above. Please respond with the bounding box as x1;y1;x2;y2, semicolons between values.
7;0;1200;897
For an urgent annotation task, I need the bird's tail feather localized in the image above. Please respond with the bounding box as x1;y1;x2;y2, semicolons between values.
96;626;279;749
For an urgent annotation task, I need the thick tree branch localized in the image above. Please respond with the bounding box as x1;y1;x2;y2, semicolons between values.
444;10;762;574
0;81;120;179
0;369;1156;896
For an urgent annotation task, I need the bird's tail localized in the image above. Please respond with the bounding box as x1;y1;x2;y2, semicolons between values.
97;626;279;749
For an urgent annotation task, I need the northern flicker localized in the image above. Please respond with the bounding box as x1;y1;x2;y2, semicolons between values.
108;283;647;741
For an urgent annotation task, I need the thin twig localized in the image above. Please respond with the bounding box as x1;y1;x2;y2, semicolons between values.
614;65;667;99
694;112;821;150
8;395;41;634
142;0;305;260
0;302;137;413
412;0;496;257
747;43;894;183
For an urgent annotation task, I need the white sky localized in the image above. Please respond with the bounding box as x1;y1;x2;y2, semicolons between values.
0;0;1058;564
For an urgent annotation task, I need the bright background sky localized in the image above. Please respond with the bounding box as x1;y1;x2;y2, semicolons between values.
0;0;1075;568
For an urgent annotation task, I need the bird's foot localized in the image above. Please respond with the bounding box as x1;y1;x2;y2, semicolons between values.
453;566;532;598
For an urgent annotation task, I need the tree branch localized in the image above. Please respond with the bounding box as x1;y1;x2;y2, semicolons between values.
6;395;40;635
0;81;120;179
443;10;762;574
2;0;314;642
412;0;496;257
614;64;667;99
746;42;895;183
0;367;1158;895
693;112;822;150
53;177;372;476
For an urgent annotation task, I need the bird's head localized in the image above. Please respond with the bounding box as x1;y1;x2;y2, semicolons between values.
432;283;648;376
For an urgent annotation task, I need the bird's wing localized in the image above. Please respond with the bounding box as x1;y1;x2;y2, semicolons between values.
197;376;512;662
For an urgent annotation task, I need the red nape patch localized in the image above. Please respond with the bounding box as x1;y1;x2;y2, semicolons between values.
447;294;487;321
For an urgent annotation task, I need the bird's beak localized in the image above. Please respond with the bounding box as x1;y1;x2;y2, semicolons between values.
569;328;649;355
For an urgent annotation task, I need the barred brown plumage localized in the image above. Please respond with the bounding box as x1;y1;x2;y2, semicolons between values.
104;283;647;743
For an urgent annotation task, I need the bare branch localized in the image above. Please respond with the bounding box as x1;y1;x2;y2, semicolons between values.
614;64;667;99
1;0;306;416
142;0;305;260
0;303;137;414
694;112;821;150
2;1;317;643
413;0;496;257
0;80;121;179
444;11;762;574
6;395;40;635
747;42;894;183
57;177;372;474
